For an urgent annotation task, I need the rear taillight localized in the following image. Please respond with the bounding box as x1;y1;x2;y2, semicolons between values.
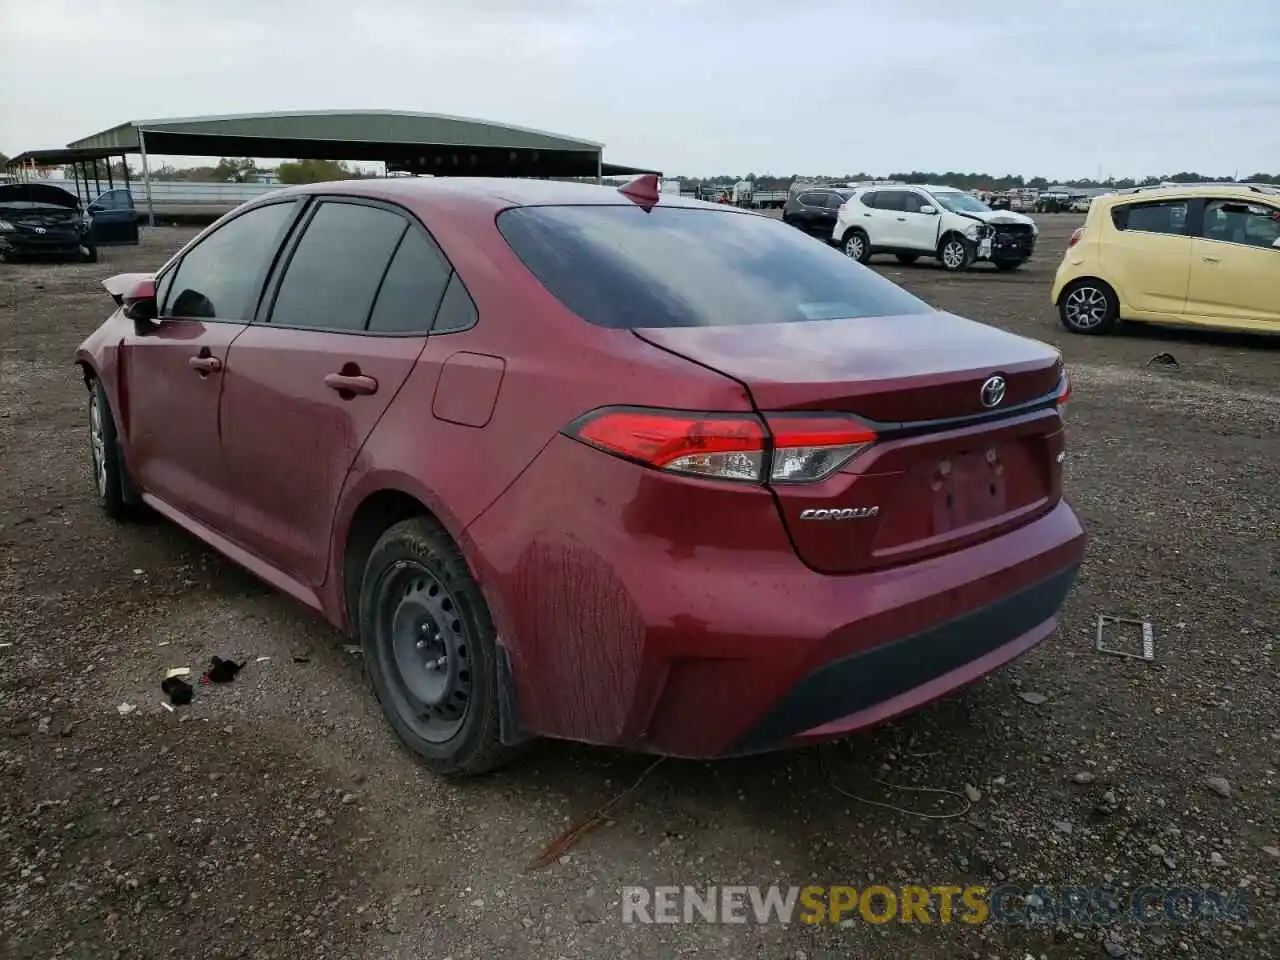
567;408;878;484
1055;371;1071;421
763;413;877;483
1067;228;1083;247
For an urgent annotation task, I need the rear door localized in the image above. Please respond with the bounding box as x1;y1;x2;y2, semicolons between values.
218;198;454;584
1101;197;1192;317
871;190;909;247
122;199;301;528
1185;198;1280;329
89;189;140;245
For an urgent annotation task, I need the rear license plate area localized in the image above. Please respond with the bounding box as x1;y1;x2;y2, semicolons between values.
931;448;1007;532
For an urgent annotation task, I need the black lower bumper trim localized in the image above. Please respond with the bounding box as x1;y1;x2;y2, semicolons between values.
733;563;1080;753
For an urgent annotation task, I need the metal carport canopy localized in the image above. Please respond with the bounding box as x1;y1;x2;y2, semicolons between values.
65;110;624;177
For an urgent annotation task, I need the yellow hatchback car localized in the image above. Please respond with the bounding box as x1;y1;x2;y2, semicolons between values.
1052;184;1280;335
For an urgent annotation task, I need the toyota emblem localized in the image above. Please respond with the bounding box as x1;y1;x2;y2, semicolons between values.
980;375;1006;408
34;227;46;235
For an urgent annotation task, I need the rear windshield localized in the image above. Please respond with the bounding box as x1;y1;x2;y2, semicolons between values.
496;205;932;328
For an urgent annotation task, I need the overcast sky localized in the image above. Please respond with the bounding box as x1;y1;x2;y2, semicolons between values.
2;0;1277;179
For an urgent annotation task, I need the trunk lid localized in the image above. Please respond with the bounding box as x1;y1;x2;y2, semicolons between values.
633;313;1066;574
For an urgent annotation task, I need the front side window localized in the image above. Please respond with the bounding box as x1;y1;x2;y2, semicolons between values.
1202;200;1280;250
1111;200;1188;236
165;201;298;320
859;191;881;209
497;204;932;329
269;202;407;332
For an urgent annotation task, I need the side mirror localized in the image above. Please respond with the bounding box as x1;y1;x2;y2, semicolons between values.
121;278;158;325
919;204;938;215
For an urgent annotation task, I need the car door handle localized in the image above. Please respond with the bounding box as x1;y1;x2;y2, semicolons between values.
863;212;872;217
324;372;378;396
896;217;907;221
1201;256;1221;263
188;355;222;373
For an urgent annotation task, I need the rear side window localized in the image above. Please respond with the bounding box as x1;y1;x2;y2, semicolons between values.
166;201;298;320
859;191;881;208
366;228;452;334
497;205;932;329
876;191;908;212
1111;200;1188;236
269;202;407;331
431;273;479;334
824;192;846;209
797;192;824;206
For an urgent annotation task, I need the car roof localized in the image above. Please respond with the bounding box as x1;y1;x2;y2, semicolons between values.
261;176;727;213
1097;184;1280;205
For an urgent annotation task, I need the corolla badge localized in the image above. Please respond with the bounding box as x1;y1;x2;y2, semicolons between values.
34;227;47;234
980;375;1006;408
799;507;880;520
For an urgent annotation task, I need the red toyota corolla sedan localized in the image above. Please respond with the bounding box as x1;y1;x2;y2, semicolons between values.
76;175;1085;775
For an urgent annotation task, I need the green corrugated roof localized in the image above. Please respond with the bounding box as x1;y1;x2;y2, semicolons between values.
67;110;603;153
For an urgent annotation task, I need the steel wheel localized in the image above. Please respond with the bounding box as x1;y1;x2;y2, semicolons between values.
1063;284;1111;330
89;391;109;497
941;239;969;270
373;560;474;744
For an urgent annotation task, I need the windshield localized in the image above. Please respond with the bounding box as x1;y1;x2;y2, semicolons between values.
932;192;991;214
497;205;933;329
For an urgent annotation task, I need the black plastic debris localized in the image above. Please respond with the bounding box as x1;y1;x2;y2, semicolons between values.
201;656;243;685
161;676;194;706
1146;352;1178;367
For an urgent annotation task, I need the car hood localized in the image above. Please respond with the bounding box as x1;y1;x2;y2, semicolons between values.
0;183;81;211
966;208;1035;227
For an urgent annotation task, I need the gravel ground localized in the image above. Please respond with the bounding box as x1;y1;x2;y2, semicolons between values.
1;216;1276;960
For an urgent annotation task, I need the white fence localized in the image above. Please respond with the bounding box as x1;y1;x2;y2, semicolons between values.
47;178;289;204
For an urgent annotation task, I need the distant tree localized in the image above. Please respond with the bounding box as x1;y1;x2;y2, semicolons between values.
212;157;258;182
277;159;356;184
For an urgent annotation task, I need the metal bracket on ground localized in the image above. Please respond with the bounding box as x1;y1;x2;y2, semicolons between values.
1095;614;1155;662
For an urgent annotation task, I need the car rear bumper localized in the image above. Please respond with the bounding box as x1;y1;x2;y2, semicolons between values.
730;562;1077;754
466;435;1087;758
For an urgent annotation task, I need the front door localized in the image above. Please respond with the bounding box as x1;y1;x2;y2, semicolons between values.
1185;199;1280;330
1103;197;1193;317
898;191;942;252
122;199;301;528
89;189;140;246
219;199;454;585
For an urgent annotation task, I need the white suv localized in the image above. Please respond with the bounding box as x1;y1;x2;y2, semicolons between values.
832;185;1039;272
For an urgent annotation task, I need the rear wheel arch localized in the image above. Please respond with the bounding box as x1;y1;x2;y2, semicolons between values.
341;489;444;633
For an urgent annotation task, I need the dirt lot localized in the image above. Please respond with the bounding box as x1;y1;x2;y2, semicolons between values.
1;215;1276;959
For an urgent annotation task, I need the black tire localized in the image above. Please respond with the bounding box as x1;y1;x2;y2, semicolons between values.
81;243;99;264
1058;278;1119;335
841;229;871;264
937;235;974;272
88;379;140;520
359;516;509;777
895;254;920;265
993;259;1023;272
